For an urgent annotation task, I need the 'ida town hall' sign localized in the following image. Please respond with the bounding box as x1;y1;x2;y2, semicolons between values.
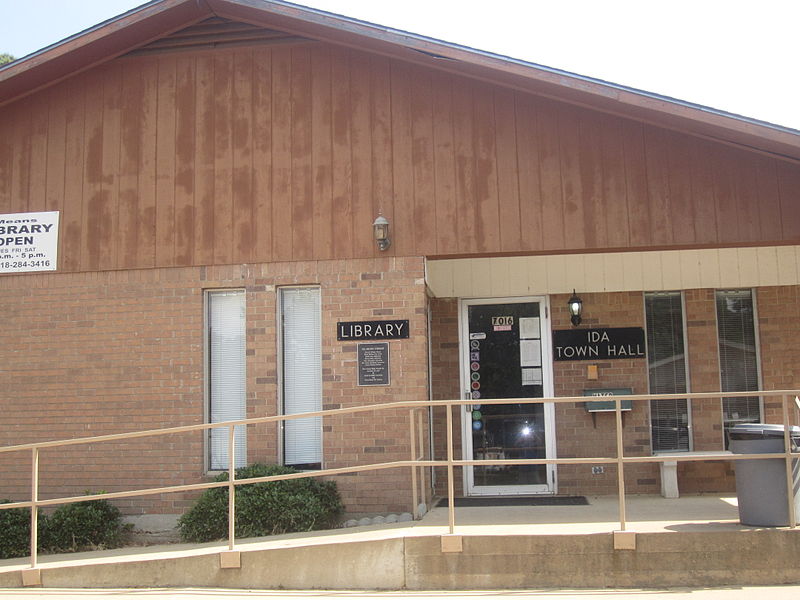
553;328;646;361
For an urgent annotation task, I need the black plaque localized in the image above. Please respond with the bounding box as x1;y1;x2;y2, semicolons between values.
358;342;390;386
553;327;646;361
337;319;409;341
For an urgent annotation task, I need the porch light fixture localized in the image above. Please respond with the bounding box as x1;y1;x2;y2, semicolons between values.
568;290;583;327
373;214;390;251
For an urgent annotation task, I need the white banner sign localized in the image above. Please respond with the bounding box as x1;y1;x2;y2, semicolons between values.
0;211;59;273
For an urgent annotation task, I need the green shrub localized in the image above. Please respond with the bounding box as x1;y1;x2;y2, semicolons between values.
0;500;33;559
178;464;344;543
42;494;124;553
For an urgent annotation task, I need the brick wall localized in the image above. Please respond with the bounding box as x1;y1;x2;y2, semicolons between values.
429;297;463;497
551;291;657;495
0;257;430;515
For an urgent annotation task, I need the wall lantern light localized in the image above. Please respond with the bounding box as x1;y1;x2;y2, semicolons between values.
373;214;390;251
568;289;583;327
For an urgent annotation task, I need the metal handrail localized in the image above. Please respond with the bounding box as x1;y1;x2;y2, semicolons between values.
1;389;798;572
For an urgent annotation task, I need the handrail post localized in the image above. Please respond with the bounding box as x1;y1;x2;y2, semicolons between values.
446;402;455;534
615;396;627;531
409;408;419;518
782;395;796;528
418;409;425;509
30;447;39;570
227;424;236;551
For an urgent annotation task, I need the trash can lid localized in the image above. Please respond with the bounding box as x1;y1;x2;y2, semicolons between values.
728;423;800;440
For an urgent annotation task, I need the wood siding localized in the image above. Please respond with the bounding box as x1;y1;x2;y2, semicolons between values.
1;40;799;272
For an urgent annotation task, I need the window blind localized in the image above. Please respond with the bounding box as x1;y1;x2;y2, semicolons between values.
281;287;322;468
716;290;761;443
645;292;690;452
208;290;247;470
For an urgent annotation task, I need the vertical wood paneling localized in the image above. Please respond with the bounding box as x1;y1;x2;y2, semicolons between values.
754;153;783;242
390;62;415;257
44;83;67;215
642;125;672;246
0;101;13;212
472;85;499;252
537;99;565;250
156;58;178;267
213;53;234;265
349;51;375;259
252;47;273;263
621;120;651;247
777;160;800;240
119;61;143;269
27;95;49;212
100;65;122;270
330;48;353;259
577;110;605;248
61;77;86;272
688;138;718;244
1;41;798;274
82;68;105;271
599;113;629;248
137;58;158;268
431;75;458;255
290;46;313;261
310;46;333;260
558;104;584;249
452;77;477;254
232;49;255;262
174;55;197;266
193;54;216;266
515;96;543;252
369;56;394;257
666;131;696;245
495;90;521;252
734;149;761;243
410;67;436;256
10;101;32;213
271;47;293;262
713;145;739;244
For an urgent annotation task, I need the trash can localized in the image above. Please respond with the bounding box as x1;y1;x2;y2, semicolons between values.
728;423;800;526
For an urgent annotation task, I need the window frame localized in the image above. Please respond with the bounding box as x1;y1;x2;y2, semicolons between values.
204;288;247;473
277;285;323;470
715;288;763;447
644;290;692;453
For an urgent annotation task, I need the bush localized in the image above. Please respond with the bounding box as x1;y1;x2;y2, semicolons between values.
0;500;32;559
178;464;344;543
41;494;124;553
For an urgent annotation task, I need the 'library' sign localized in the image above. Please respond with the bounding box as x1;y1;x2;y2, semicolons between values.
553;327;645;361
337;319;409;341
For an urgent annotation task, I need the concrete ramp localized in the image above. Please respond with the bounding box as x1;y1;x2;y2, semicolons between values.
3;529;800;589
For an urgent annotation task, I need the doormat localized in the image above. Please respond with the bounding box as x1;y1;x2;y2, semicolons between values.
435;496;589;507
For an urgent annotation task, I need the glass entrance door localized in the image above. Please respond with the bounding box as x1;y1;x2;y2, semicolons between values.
461;297;555;495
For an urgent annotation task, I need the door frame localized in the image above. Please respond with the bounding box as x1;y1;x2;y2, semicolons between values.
458;295;557;495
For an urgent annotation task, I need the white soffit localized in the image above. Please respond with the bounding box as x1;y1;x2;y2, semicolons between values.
425;246;800;298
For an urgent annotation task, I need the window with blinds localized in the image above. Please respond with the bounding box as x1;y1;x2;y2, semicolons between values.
207;290;247;471
645;292;690;452
280;287;322;469
716;289;761;446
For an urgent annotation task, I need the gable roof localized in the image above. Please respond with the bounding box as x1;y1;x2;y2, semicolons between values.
2;0;799;162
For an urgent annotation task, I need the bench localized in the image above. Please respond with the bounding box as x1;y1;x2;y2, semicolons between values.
655;450;732;498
